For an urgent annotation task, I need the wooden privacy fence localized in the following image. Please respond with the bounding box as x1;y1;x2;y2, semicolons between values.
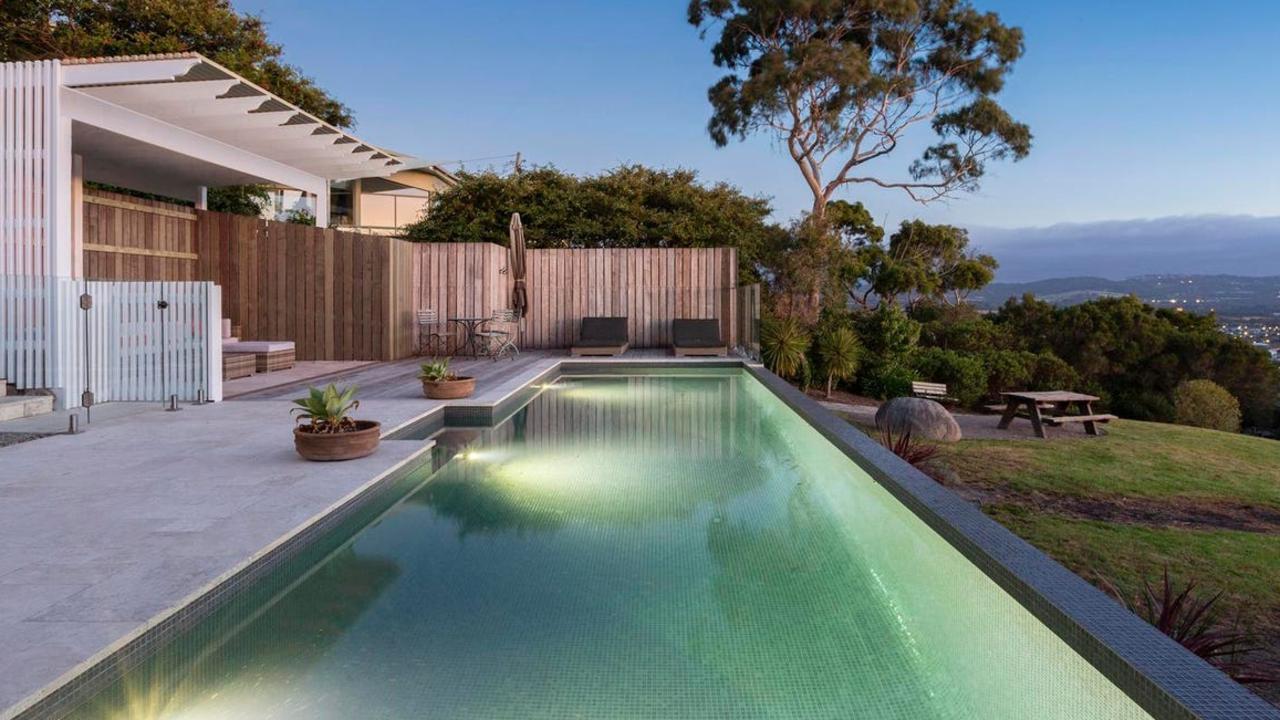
405;245;739;350
83;189;199;281
83;197;742;360
196;212;416;362
0;274;221;408
519;248;738;349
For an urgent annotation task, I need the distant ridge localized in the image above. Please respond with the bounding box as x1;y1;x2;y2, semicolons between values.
970;274;1280;316
967;215;1280;282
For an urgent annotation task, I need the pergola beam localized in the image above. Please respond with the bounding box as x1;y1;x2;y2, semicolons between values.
61;57;203;86
62;87;327;200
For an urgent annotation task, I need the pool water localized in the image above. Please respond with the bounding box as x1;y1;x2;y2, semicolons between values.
69;373;1153;719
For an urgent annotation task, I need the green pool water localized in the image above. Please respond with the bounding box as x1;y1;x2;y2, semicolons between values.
70;372;1153;719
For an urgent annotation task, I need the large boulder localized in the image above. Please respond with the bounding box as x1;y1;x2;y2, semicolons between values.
874;397;962;443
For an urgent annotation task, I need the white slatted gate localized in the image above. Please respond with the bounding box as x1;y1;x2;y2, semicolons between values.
0;275;222;408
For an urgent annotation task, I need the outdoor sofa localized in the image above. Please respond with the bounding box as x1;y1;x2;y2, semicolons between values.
671;319;727;357
221;340;296;373
570;317;630;357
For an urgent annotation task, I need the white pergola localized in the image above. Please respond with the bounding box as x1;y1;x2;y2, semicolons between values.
1;53;422;278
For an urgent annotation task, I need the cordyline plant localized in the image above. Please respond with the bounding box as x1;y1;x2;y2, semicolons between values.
761;315;811;380
292;384;360;434
1101;567;1278;685
878;427;939;467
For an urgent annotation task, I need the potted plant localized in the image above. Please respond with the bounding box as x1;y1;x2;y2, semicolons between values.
418;358;476;399
292;384;380;461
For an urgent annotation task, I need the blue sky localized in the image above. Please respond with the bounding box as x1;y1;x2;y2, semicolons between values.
238;1;1280;229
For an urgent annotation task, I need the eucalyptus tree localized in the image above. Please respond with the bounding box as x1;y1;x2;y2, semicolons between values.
688;0;1032;221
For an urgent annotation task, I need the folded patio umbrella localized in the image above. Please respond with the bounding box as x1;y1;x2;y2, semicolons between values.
509;213;528;319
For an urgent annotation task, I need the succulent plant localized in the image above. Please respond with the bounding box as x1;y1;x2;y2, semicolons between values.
292;384;360;433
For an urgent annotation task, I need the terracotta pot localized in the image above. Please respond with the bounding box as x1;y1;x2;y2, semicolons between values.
294;420;381;461
422;376;476;400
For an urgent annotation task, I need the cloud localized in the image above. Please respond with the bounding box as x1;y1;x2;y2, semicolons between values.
967;215;1280;282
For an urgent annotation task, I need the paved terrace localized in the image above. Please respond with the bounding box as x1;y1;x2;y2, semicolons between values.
0;350;735;716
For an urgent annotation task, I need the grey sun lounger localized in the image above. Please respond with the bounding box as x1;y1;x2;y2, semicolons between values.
570;316;630;356
672;318;727;357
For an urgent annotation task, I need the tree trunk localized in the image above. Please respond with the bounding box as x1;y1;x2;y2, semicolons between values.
825;374;834;399
811;195;827;222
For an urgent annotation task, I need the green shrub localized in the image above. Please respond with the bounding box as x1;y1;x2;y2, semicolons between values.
816;326;862;398
1111;389;1175;423
981;349;1035;398
1173;380;1242;433
856;303;920;362
761;315;811;379
911;348;987;407
921;316;1013;354
283;207;316;226
1028;351;1080;391
863;363;916;400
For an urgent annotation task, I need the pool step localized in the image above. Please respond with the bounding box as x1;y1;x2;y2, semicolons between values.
0;393;54;422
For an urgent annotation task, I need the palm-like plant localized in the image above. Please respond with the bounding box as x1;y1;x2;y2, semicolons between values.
761;316;810;379
817;326;861;399
292;384;360;434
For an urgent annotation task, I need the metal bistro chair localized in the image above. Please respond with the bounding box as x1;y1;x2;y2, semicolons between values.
475;309;519;361
416;309;452;356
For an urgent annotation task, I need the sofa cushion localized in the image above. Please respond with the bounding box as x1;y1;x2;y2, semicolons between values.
672;319;723;348
577;317;629;345
222;340;295;353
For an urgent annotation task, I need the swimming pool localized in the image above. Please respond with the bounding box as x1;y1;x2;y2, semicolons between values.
42;370;1252;718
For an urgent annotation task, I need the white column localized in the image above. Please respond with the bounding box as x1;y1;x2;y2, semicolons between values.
71;153;84;278
351;178;362;228
313;184;330;227
196;185;208;210
47;62;73;278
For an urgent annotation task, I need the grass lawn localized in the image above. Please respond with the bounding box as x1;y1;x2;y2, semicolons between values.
929;419;1280;701
940;419;1280;507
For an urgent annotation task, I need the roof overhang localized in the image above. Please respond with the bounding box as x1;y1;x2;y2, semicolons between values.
59;53;416;185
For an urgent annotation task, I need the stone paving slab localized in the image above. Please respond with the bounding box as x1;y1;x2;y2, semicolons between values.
0;397;439;713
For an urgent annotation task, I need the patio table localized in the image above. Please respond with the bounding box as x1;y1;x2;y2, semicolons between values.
448;316;492;357
996;390;1105;439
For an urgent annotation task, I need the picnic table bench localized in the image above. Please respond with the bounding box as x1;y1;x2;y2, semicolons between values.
996;390;1117;438
912;381;956;404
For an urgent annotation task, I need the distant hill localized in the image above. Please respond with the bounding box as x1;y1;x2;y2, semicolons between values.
967;215;1280;282
970;275;1280;317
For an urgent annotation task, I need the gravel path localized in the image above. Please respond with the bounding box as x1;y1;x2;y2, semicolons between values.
0;432;51;448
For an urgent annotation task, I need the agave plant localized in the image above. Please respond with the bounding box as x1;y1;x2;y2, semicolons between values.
417;358;454;382
1102;567;1277;684
878;427;940;467
761;315;810;379
292;384;360;434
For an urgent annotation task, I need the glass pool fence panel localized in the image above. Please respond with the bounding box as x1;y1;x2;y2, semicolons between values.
735;283;761;360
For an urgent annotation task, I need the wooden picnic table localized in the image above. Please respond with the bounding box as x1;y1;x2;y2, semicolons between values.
997;390;1110;439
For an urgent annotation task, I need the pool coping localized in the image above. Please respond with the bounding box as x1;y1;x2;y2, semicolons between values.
8;358;1276;719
